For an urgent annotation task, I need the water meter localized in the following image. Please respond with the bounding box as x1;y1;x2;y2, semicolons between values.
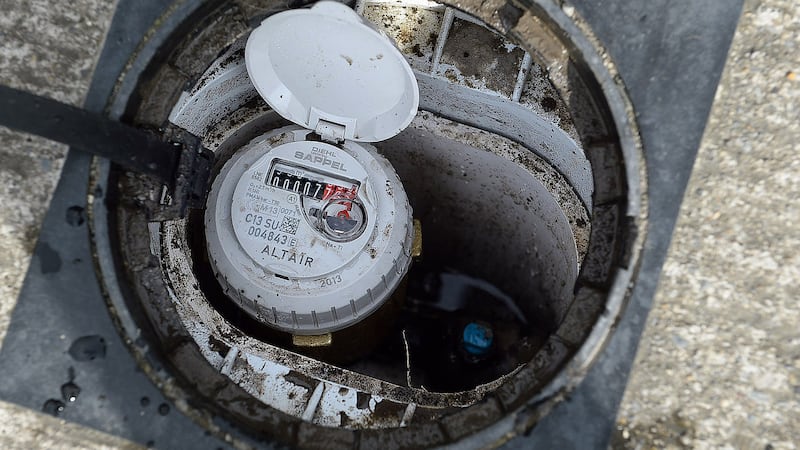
204;1;419;337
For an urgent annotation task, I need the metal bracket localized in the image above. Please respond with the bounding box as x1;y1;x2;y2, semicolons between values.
150;126;213;221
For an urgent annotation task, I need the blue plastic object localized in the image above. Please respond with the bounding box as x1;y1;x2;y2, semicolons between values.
462;322;494;355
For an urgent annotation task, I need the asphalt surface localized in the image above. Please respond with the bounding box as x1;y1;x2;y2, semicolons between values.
0;0;797;448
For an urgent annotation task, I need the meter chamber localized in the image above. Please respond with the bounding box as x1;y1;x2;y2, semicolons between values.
94;0;644;446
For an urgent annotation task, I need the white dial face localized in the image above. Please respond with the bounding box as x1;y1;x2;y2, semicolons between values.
230;140;375;279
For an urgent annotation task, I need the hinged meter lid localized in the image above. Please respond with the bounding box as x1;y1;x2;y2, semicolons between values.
245;1;419;142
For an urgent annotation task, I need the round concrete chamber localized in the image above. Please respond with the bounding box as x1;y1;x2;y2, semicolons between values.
90;0;646;447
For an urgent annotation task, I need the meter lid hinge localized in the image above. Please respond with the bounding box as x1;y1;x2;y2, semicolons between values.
309;107;355;144
314;119;347;144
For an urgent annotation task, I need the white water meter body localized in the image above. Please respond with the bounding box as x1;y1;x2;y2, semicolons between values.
205;1;418;335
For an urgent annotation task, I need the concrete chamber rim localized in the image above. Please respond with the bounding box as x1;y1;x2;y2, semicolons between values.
87;0;648;447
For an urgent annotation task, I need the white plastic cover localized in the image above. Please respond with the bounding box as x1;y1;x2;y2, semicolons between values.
245;1;419;142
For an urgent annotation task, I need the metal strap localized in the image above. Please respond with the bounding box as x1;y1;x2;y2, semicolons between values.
0;84;212;218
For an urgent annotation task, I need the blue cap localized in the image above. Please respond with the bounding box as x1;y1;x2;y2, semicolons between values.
462;322;493;356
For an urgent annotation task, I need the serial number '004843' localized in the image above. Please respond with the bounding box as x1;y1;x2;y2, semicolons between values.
318;274;343;287
247;228;298;247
